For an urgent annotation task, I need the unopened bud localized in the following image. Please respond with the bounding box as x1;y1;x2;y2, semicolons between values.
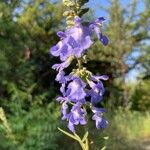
63;11;70;16
66;1;75;7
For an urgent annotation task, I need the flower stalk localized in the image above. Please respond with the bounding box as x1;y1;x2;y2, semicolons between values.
77;58;82;69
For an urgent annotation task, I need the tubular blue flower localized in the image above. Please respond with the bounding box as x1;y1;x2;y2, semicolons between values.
65;16;93;55
56;96;69;102
52;61;68;71
57;31;67;39
92;107;108;129
61;101;69;120
52;56;74;71
89;18;109;46
50;37;72;61
68;121;75;133
91;74;109;82
56;71;74;96
51;28;91;61
55;70;66;84
87;80;105;105
56;96;70;120
50;30;83;61
66;78;86;102
68;103;87;132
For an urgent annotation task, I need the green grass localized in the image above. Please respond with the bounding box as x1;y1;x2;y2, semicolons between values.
100;109;150;150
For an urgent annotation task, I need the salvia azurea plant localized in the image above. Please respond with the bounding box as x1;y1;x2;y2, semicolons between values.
50;0;109;149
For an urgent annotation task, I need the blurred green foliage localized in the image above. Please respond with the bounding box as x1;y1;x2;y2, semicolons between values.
131;79;150;111
0;103;61;150
0;0;150;149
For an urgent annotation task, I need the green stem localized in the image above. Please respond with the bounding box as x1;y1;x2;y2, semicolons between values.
74;132;88;150
77;58;82;69
79;141;86;150
85;137;89;150
58;127;89;150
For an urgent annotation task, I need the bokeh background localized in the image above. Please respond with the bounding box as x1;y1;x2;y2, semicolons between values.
0;0;150;149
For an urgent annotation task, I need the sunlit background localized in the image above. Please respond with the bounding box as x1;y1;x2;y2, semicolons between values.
0;0;150;150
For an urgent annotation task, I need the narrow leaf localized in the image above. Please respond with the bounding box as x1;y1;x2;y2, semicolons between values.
58;127;78;141
74;133;82;141
79;8;89;17
103;136;109;140
74;133;86;149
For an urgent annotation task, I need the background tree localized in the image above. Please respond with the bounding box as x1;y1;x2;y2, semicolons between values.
87;0;150;108
0;0;65;149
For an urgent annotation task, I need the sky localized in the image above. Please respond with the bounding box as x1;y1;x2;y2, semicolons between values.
86;0;146;82
87;0;145;18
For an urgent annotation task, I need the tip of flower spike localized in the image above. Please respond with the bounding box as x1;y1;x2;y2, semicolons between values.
74;16;82;26
74;16;81;22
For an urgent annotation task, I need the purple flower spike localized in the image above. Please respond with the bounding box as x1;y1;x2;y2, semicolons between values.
50;16;109;133
66;78;86;102
92;107;108;129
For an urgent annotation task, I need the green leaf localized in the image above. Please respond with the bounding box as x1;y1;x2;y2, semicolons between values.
103;136;109;140
79;8;89;17
74;132;82;141
58;127;79;141
74;132;86;150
